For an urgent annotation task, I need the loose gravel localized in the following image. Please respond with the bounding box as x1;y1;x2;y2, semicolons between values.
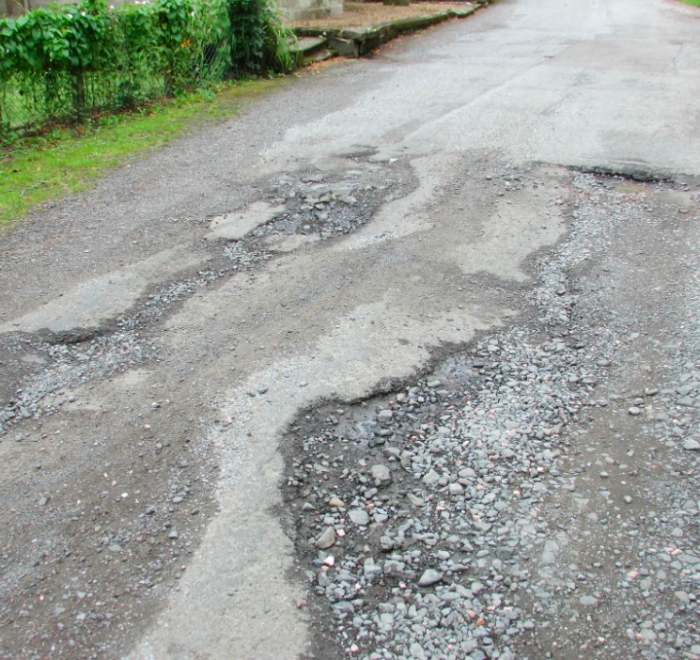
1;167;698;660
0;156;414;439
281;172;700;660
0;155;418;660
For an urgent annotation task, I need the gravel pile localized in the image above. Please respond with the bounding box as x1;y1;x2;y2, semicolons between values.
256;160;414;240
0;328;157;435
282;173;700;660
285;327;600;660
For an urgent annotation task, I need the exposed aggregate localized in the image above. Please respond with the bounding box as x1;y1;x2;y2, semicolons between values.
282;173;700;660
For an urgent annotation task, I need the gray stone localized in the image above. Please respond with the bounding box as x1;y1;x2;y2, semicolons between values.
410;642;426;660
407;493;424;506
316;527;336;549
448;482;464;495
371;464;392;485
331;601;355;614
418;569;444;587
349;509;370;526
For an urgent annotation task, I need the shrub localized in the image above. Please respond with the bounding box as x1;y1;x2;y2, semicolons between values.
0;0;296;139
228;0;294;75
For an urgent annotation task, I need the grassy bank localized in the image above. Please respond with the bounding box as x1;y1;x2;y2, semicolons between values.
0;78;284;230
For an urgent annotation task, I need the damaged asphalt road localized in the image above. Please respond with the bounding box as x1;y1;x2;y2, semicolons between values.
1;0;700;658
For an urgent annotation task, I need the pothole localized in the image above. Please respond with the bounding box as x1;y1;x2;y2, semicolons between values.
0;157;419;438
254;157;417;241
278;171;700;660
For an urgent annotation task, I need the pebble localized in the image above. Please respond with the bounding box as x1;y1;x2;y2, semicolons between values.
371;464;392;485
417;569;444;587
410;643;426;660
349;509;370;526
315;527;336;549
448;482;464;495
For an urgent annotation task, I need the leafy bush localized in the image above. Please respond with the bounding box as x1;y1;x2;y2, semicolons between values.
0;0;296;139
228;0;294;74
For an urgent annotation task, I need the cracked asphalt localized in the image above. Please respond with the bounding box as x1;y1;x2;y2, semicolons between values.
1;0;700;658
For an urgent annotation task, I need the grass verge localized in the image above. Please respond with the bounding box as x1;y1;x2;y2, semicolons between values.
679;0;700;6
0;78;285;230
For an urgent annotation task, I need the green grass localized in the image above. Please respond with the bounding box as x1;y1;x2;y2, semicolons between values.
678;0;700;7
0;78;285;229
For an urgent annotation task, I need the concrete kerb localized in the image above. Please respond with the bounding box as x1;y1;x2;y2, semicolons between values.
293;1;490;59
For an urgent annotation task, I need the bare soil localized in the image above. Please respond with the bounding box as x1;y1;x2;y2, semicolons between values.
290;1;474;30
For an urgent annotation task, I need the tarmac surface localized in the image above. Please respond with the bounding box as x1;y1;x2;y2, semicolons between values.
1;0;700;658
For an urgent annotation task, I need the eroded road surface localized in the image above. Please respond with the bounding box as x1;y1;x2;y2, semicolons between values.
2;0;700;659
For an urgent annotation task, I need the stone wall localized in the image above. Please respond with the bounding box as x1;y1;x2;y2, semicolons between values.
281;0;342;21
3;0;24;17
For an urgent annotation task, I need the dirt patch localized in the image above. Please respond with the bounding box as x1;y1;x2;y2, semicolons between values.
290;1;475;30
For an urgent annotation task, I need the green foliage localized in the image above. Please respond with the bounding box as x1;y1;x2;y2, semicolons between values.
0;78;283;227
0;0;294;139
0;0;113;75
228;0;296;75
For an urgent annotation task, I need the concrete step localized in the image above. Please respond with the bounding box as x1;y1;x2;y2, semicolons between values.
290;36;329;58
308;47;337;63
294;2;486;58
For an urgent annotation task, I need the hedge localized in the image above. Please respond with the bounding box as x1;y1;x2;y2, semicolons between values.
0;0;295;139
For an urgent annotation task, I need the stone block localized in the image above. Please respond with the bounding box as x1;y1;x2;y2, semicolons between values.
328;36;360;57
